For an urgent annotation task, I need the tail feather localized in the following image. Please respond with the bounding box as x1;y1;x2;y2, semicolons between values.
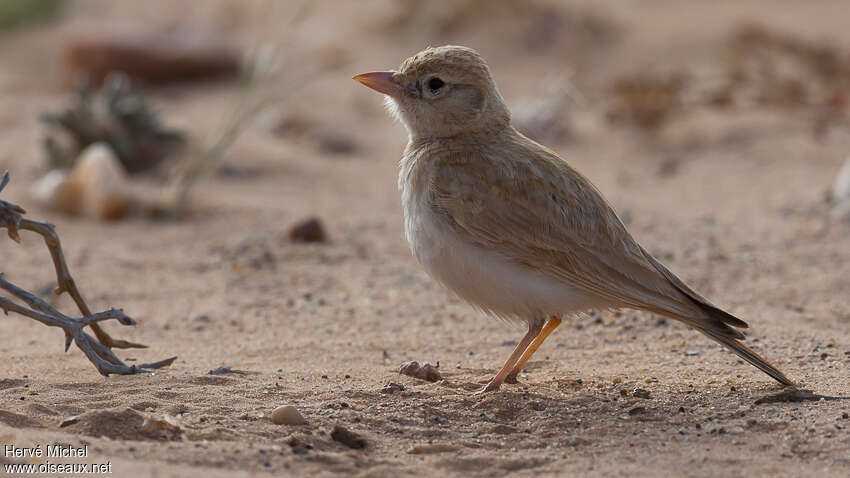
700;328;795;387
663;299;795;386
636;246;794;386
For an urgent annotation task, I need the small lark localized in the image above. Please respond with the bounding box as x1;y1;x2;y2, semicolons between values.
354;46;793;393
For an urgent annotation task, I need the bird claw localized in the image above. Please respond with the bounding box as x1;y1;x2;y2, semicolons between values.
474;381;501;395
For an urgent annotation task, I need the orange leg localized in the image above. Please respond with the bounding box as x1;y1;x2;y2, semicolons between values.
475;317;544;394
504;316;562;384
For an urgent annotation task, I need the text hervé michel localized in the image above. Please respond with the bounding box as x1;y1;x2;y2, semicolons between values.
4;443;88;458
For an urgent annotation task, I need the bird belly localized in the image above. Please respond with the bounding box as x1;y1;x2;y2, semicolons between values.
404;199;601;320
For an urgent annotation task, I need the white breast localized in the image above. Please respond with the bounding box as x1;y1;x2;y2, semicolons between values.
401;178;601;321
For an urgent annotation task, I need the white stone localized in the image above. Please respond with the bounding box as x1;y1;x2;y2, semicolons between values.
271;405;306;425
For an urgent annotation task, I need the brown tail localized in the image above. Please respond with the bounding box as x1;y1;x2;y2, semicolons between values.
661;298;795;386
699;328;795;386
640;249;795;386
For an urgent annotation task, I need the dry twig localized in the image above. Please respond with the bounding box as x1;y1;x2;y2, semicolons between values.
0;171;175;375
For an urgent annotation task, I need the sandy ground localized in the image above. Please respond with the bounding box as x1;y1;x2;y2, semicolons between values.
1;1;849;476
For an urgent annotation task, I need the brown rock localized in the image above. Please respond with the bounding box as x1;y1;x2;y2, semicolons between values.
398;361;442;382
288;217;327;243
65;27;240;86
330;425;366;449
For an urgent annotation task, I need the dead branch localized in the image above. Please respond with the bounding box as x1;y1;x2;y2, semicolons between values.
0;171;176;375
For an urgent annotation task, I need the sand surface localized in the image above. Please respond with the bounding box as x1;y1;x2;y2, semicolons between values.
1;1;849;476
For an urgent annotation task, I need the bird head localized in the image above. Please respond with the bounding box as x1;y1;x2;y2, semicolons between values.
354;46;510;140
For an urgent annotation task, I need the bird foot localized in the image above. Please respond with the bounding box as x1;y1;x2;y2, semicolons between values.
474;380;502;395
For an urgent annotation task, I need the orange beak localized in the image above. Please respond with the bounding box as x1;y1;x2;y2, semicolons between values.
353;71;404;97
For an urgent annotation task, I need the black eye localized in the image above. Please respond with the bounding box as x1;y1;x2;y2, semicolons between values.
427;77;445;91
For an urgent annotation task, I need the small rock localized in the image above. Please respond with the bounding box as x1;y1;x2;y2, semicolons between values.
628;406;645;415
684;350;700;356
141;413;183;437
271;405;306;426
32;142;132;220
842;412;848;420
633;388;651;399
398;361;442;382
381;383;405;394
287;436;311;455
208;365;232;375
331;425;366;449
59;415;80;428
32;170;75;214
406;444;455;455
288;217;327;243
65;27;241;86
612;377;622;384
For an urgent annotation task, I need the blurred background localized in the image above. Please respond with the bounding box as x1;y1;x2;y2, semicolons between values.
1;0;850;222
0;1;849;476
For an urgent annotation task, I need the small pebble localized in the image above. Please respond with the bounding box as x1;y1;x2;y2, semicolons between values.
288;217;327;243
406;444;456;455
271;405;306;426
684;350;700;356
331;425;366;449
381;383;405;394
398;361;442;382
633;388;651;399
612;377;622;384
60;415;80;428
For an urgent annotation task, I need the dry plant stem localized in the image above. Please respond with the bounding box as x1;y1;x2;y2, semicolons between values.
0;171;176;375
160;0;319;216
17;218;146;349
